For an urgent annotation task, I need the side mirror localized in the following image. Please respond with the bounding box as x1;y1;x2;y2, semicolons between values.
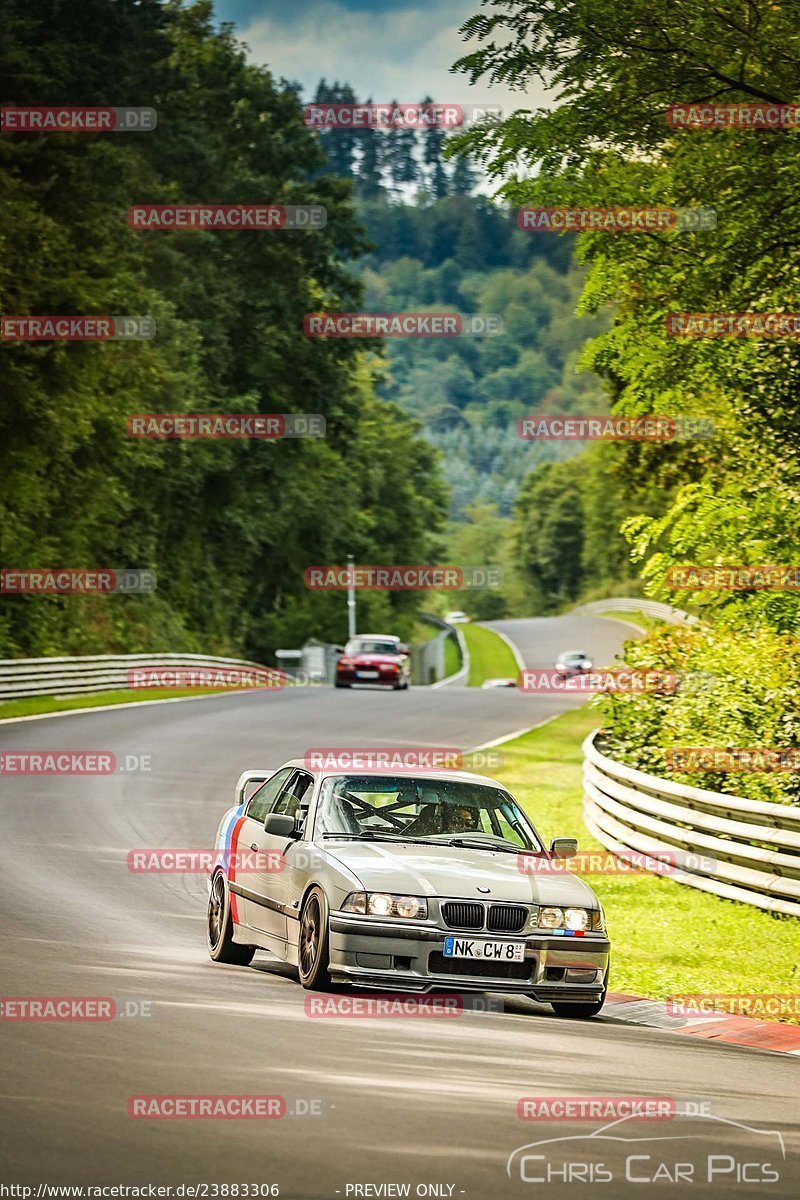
264;812;298;839
550;837;578;859
334;645;345;655
397;643;409;655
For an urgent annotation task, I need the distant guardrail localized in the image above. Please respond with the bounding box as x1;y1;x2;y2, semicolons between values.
583;731;800;918
421;615;469;688
0;653;276;700
574;598;699;625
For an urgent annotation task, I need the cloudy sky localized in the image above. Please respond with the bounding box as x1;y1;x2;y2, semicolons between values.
213;0;547;114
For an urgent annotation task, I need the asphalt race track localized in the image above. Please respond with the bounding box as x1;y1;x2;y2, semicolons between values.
1;616;798;1198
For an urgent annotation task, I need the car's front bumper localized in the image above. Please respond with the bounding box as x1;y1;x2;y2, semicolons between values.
328;912;610;1000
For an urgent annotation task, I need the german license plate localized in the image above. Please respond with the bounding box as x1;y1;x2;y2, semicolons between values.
355;670;380;679
443;936;525;962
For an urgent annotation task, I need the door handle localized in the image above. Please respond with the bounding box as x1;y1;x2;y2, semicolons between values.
250;843;259;852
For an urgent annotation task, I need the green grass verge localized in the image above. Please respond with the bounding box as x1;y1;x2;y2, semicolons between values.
462;623;519;687
443;632;461;679
0;686;245;720
494;706;800;1019
592;609;661;632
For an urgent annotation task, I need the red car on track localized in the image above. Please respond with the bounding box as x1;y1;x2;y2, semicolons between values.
334;634;411;690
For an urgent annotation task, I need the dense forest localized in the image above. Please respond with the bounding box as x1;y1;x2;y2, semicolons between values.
0;0;448;658
454;0;800;801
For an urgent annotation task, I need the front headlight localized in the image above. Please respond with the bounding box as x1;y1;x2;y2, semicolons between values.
564;907;589;931
537;906;593;931
538;906;564;929
341;892;428;920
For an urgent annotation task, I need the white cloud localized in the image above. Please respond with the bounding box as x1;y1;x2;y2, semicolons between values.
238;0;549;117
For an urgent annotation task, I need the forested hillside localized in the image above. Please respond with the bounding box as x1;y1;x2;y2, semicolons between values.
455;0;800;801
0;0;445;658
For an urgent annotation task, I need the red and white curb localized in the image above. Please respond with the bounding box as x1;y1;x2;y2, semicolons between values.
604;992;800;1055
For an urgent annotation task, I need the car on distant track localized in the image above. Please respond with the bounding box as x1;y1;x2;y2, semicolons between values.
555;649;593;678
207;762;610;1017
444;610;470;625
334;634;410;690
481;677;518;689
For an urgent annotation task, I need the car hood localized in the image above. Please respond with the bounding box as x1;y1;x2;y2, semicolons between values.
321;841;597;906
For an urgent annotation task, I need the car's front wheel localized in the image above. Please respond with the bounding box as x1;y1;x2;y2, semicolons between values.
207;872;255;965
298;886;332;989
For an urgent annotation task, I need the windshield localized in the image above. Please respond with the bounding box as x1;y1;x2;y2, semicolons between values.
346;639;399;655
314;775;543;850
563;651;588;661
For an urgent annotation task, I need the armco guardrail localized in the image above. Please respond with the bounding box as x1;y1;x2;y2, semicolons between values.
583;731;800;917
421;614;469;688
574;598;699;625
0;653;277;700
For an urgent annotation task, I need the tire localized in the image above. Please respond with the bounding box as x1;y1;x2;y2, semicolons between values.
551;966;608;1019
551;999;605;1019
207;871;255;965
334;679;350;689
298;886;332;990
